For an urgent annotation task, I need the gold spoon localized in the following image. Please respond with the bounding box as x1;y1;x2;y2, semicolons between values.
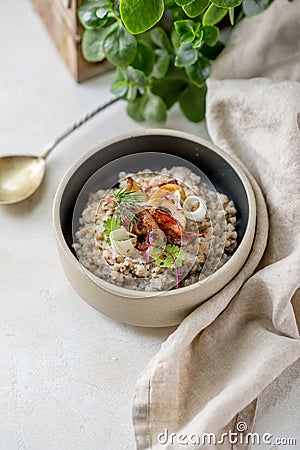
0;97;119;205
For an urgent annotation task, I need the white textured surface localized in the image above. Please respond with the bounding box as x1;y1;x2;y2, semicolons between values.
0;1;298;449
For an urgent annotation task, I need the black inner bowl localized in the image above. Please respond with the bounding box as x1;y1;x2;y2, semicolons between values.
59;134;249;256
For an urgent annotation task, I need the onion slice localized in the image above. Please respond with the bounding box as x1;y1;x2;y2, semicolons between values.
183;195;206;222
110;227;138;257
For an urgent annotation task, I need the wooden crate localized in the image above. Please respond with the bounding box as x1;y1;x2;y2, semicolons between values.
31;0;113;82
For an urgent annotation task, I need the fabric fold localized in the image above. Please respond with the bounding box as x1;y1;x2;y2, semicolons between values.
132;77;300;449
132;0;300;447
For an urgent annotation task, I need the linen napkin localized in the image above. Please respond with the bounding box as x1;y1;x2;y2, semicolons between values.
132;0;300;448
211;0;300;81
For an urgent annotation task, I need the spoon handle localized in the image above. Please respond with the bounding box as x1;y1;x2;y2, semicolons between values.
40;97;119;159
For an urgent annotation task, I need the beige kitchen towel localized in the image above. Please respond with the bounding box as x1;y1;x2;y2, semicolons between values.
132;1;300;446
211;0;300;81
132;77;300;450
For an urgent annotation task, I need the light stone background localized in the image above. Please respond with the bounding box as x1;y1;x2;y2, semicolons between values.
0;1;299;449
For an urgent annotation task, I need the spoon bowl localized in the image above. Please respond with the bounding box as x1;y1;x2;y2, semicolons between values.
0;156;46;204
0;97;118;205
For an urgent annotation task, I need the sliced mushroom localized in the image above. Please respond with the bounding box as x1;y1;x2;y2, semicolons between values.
110;226;138;257
148;185;184;209
126;177;147;201
183;195;207;222
147;196;177;215
173;210;186;229
158;182;186;201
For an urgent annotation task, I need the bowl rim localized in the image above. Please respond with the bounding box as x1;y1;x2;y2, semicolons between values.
53;128;256;299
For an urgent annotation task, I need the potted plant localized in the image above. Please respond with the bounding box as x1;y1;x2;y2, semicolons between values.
78;0;280;123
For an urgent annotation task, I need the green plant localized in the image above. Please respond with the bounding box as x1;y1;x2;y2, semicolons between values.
78;0;287;123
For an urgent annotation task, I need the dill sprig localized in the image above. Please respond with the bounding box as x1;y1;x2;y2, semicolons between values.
102;187;144;224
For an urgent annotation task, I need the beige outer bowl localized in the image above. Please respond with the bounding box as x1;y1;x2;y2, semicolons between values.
53;129;256;327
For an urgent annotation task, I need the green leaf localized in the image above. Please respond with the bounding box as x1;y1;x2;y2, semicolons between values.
111;66;146;100
175;42;198;67
120;0;164;34
212;0;241;8
183;0;210;17
171;26;181;49
201;40;225;59
229;7;234;24
149;27;172;78
202;4;227;25
103;216;121;244
103;23;137;66
201;25;219;46
152;49;171;78
111;68;128;97
155;244;186;268
127;90;167;123
242;0;273;16
131;41;154;76
81;29;106;62
111;79;129;98
175;0;194;5
151;77;188;108
78;1;110;29
185;55;211;87
174;20;196;43
127;66;146;92
179;84;206;122
165;0;177;6
150;27;173;52
192;30;204;48
144;92;167;122
127;95;148;121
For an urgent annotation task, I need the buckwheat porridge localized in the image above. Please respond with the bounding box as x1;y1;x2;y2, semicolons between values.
73;166;238;291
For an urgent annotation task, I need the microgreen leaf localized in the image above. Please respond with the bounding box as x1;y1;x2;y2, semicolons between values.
103;216;121;244
201;25;219;46
152;49;171;78
182;0;210;17
81;29;106;62
150;28;173;78
151;77;188;108
175;42;198;67
143;92;167;122
111;68;129;97
120;0;164;34
185;55;211;87
150;27;173;53
127;95;148;121
179;83;206;122
103;22;137;66
229;7;235;24
111;67;146;100
202;4;227;25
78;1;111;29
174;20;196;43
131;41;154;76
175;0;194;5
155;244;186;268
212;0;242;7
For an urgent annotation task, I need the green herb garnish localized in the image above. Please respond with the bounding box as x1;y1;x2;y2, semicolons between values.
103;215;121;244
148;240;186;287
154;244;186;269
102;187;144;224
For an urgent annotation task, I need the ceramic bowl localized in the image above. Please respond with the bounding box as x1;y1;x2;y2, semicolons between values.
53;129;256;327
